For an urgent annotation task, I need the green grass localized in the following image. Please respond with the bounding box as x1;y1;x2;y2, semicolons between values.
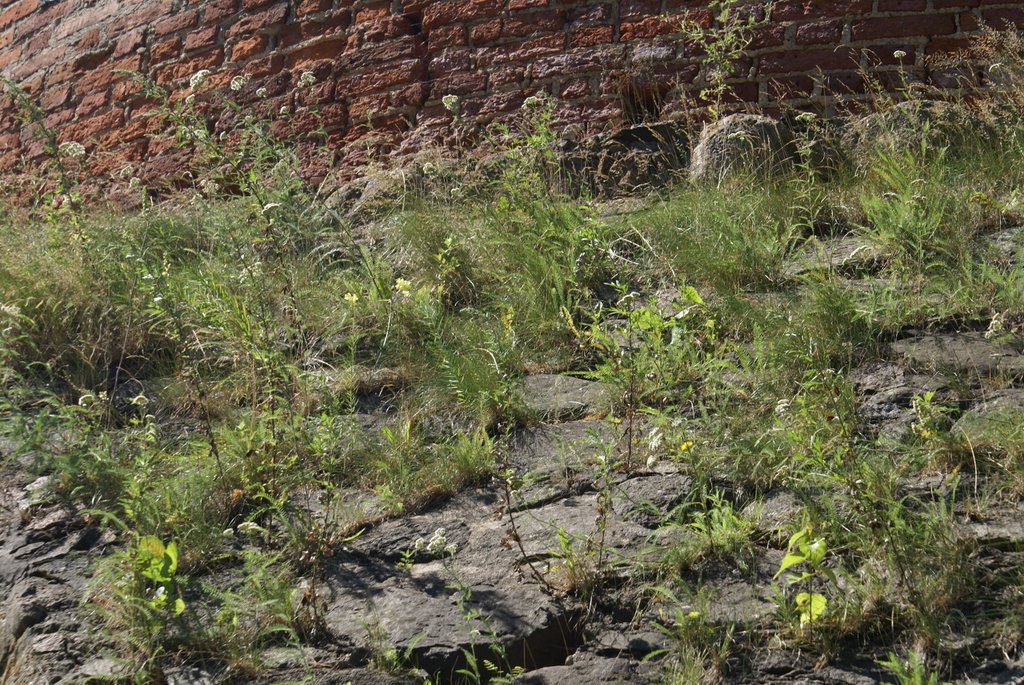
3;65;1024;683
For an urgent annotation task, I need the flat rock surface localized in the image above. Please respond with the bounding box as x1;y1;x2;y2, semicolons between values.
783;236;884;279
891;333;1024;378
519;375;617;422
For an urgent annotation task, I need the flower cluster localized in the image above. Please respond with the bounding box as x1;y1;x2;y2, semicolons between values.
58;141;86;159
189;69;212;90
441;94;460;114
230;73;251;92
414;527;458;557
298;71;316;88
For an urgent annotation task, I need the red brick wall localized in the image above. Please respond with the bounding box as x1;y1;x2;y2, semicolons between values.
0;0;1020;184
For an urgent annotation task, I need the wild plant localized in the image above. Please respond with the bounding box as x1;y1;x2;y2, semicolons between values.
679;0;773;115
771;526;837;633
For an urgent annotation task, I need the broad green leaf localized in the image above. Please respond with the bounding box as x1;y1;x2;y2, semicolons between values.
774;552;806;579
796;592;827;626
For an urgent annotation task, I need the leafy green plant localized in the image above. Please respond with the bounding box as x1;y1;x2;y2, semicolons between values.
878;649;950;685
772;526;836;631
680;0;773;115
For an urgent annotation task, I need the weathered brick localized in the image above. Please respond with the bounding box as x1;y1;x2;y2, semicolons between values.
570;25;613;48
184;26;219;52
795;19;841;45
759;46;859;73
226;4;289;37
229;34;269;61
154;8;200;36
851;13;956;41
878;0;928;11
286;38;346;68
0;0;39;31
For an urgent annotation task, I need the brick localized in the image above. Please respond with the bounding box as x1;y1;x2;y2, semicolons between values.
850;13;956;41
340;36;421;71
432;72;487;95
241;0;275;10
509;0;547;8
982;8;1024;28
476;33;563;66
933;0;979;7
296;0;331;16
114;28;147;58
229;34;269;61
570;25;613;48
154;9;200;36
748;22;788;49
286;38;346;68
877;0;927;11
759;46;859;73
0;0;39;31
278;11;351;48
422;0;503;31
959;11;980;31
151;36;182;63
427;24;467;49
530;46;625;79
337;58;426;95
795;19;842;45
204;0;238;22
620;0;660;19
226;4;288;37
620;16;676;40
353;1;389;24
75;90;108;117
184;26;219;52
772;0;872;21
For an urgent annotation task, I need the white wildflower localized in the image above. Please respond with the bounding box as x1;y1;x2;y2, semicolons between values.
236;521;264;535
184;93;196;107
58;141;86;159
522;95;542;110
444;543;458;556
426;527;447;555
279;105;290;116
441;94;460;114
199;178;219;195
189;69;212;90
255;86;268;98
893;49;907;60
128;177;142;190
422;161;437;176
298;71;316;88
230;73;251;92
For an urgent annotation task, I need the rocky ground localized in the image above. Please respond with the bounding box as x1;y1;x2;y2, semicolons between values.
2;220;1024;685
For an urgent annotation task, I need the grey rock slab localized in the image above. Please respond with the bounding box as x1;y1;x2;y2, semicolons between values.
986;225;1024;268
516;652;652;684
690;114;793;183
509;421;616;507
743;490;802;539
850;362;948;442
519;375;616;422
514;493;651;562
326;490;577;675
612;473;693;528
783;236;884;279
891;333;1024;378
953;389;1024;444
960;504;1024;547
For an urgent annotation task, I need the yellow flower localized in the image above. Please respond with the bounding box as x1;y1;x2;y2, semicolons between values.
679;440;694;452
343;292;359;305
394;278;412;295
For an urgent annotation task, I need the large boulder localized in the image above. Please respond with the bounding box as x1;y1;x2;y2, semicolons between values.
689;114;793;183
